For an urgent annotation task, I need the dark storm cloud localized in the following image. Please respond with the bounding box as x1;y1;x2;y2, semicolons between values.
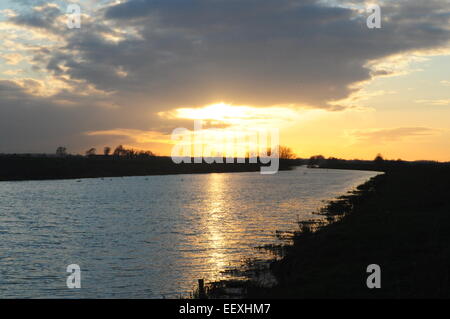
66;0;450;109
10;3;61;31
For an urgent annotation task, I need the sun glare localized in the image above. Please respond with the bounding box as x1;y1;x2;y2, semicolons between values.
162;102;301;128
174;103;252;121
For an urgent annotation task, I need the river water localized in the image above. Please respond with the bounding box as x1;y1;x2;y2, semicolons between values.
0;166;379;298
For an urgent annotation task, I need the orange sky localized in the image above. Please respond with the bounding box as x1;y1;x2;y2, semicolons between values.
0;1;449;161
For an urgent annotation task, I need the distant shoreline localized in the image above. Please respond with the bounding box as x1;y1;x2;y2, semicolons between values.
0;155;296;182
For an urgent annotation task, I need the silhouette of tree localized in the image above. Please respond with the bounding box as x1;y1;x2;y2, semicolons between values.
137;150;156;158
374;153;384;163
279;146;296;159
56;146;67;157
85;148;96;157
112;145;155;158
308;155;325;165
104;146;111;156
113;145;125;157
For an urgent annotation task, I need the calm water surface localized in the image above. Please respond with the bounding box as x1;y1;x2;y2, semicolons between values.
0;167;379;298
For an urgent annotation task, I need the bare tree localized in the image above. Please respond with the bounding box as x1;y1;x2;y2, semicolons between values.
308;155;325;165
374;153;384;163
104;146;111;156
56;146;67;157
279;146;296;159
137;150;156;158
85;148;96;157
113;145;125;157
112;145;155;158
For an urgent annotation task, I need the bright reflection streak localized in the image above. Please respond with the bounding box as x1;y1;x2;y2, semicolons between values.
201;173;234;280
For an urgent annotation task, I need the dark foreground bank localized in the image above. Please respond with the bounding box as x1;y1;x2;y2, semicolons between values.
201;162;450;298
0;155;295;181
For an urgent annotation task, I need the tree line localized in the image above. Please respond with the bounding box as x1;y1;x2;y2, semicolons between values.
56;145;296;159
56;145;156;158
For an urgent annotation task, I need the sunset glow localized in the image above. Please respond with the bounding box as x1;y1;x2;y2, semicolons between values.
0;0;449;161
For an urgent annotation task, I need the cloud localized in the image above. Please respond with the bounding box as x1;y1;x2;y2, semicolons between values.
12;0;448;110
348;127;440;144
2;69;23;75
95;0;450;111
10;3;61;31
416;99;450;106
0;79;167;153
1;52;24;64
86;128;171;144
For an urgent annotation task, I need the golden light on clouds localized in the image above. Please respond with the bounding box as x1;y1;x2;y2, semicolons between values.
87;129;170;145
416;99;450;106
159;102;301;128
88;103;293;158
157;103;304;158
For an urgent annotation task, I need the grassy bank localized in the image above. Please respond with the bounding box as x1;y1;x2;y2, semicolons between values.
202;163;450;298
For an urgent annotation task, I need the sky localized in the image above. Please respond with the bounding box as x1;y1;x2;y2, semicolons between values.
0;0;449;161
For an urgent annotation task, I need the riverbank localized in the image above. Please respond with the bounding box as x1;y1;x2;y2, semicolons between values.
201;162;450;298
0;155;295;181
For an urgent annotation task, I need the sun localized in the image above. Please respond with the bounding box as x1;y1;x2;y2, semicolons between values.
173;102;246;122
163;102;300;127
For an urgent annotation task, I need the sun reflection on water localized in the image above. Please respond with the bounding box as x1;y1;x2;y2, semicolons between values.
201;173;234;281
